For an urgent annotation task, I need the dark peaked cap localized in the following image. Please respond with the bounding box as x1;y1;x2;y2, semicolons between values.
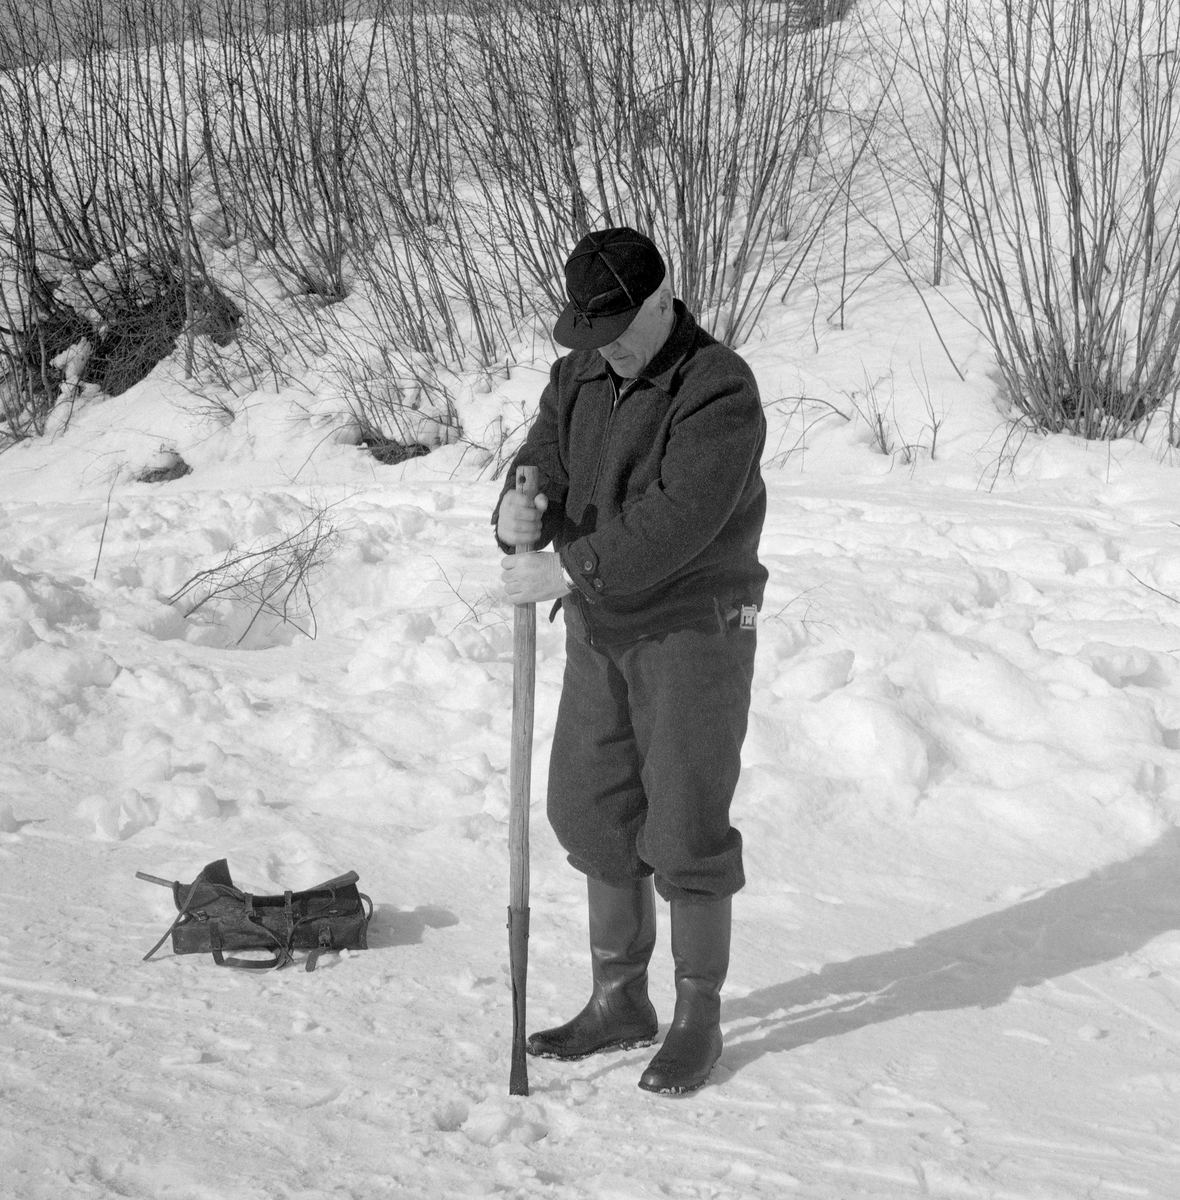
553;227;667;350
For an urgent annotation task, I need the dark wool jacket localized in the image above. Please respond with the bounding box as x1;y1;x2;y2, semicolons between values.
495;301;768;645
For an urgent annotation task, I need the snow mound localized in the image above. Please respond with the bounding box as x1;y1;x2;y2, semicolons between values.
459;1098;549;1147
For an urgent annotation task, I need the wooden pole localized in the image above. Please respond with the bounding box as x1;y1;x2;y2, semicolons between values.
508;464;538;1096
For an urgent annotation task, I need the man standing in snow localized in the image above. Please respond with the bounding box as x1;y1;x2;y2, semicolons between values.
494;227;767;1094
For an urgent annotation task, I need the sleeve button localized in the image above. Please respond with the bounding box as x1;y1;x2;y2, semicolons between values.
583;560;594;571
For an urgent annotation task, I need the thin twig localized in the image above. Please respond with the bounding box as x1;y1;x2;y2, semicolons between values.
92;468;120;581
1127;571;1180;606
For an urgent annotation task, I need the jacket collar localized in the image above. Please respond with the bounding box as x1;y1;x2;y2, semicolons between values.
569;300;697;389
639;300;697;391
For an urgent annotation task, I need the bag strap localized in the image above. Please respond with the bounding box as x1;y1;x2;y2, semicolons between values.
302;871;360;894
301;893;372;972
140;872;202;962
305;928;333;973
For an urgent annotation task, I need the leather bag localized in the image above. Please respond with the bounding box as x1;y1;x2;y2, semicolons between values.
139;858;372;971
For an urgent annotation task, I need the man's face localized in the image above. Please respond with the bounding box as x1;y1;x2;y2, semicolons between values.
597;289;673;378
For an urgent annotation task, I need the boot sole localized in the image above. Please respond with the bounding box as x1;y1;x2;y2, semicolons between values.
526;1034;658;1062
637;1051;722;1095
637;1071;713;1095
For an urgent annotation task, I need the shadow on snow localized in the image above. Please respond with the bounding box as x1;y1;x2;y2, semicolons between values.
722;826;1180;1069
367;903;459;949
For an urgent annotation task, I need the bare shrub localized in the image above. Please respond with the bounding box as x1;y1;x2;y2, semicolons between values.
194;0;381;304
1;0;858;448
0;0;241;433
166;504;338;645
901;0;1180;439
427;0;855;348
334;335;464;461
845;370;895;455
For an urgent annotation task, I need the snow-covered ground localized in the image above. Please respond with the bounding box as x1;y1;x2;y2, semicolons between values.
4;0;1180;1187
3;254;1180;1199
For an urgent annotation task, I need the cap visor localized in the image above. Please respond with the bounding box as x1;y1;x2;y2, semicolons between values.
553;302;640;350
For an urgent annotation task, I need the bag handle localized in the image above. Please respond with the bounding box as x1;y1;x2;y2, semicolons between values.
208;922;291;970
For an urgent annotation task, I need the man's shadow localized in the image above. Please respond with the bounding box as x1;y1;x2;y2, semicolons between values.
723;826;1180;1069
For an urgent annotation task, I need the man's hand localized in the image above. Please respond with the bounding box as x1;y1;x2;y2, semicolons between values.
502;551;570;604
497;490;548;548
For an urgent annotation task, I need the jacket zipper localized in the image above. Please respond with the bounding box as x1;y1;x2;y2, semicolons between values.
587;371;622;502
580;372;634;647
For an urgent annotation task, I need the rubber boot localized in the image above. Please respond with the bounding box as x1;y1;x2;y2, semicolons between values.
527;876;659;1060
638;895;731;1094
